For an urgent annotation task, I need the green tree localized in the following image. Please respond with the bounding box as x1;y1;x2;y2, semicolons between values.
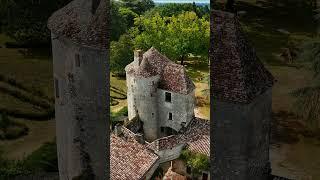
291;36;320;130
0;0;72;44
133;11;209;65
144;3;209;18
180;149;209;178
121;0;155;15
110;33;134;75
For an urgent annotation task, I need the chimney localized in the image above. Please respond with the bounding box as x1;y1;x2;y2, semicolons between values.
91;0;100;14
114;124;122;136
134;50;143;65
134;133;145;144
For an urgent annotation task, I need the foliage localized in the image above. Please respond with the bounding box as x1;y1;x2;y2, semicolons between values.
297;36;320;77
110;33;134;74
0;139;58;178
111;0;154;41
0;113;29;140
144;3;209;19
111;106;128;127
291;86;320;130
23;140;58;172
291;36;320;130
121;0;155;15
180;149;209;176
133;11;209;64
0;0;72;44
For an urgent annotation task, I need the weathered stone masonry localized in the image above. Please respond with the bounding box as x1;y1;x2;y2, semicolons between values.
210;10;274;180
48;0;108;179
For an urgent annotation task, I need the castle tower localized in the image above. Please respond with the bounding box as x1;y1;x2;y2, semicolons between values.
210;10;274;179
125;50;160;142
48;0;109;179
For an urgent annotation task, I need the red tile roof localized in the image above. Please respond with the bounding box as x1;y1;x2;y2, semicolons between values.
126;47;195;95
179;117;210;157
48;0;108;50
110;127;159;180
210;10;274;104
146;118;210;157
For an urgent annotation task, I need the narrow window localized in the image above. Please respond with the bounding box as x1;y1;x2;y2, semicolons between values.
54;78;60;98
75;54;80;67
165;92;171;102
161;127;164;133
186;166;192;174
168;113;172;120
152;113;154;116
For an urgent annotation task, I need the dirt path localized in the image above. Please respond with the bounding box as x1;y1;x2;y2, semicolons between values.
0;118;56;160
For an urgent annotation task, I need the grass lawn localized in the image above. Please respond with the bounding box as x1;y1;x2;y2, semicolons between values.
0;34;55;159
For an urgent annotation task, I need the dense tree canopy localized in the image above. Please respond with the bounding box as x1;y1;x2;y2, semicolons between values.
0;0;72;44
133;11;209;64
110;33;134;75
144;3;209;18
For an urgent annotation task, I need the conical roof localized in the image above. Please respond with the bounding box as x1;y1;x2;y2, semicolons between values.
125;47;195;95
210;10;274;104
48;0;108;50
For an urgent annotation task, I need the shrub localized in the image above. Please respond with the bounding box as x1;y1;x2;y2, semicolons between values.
180;149;209;176
0;113;29;140
23;140;58;172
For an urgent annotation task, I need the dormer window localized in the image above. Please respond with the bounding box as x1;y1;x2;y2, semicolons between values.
75;54;80;67
168;113;172;120
165;92;171;102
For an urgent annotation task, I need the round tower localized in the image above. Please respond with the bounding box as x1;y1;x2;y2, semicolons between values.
126;50;160;142
48;0;108;179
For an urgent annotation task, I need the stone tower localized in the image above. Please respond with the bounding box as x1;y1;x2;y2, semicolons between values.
126;50;161;141
210;10;274;179
48;0;109;179
125;48;195;142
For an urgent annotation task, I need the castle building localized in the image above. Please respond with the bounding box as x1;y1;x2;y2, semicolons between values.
48;0;108;179
125;48;196;142
210;10;275;180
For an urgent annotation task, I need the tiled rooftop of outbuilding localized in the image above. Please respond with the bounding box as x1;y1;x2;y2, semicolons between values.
110;128;159;180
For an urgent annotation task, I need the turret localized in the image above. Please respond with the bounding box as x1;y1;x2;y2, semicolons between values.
47;0;108;179
126;50;160;142
210;10;274;180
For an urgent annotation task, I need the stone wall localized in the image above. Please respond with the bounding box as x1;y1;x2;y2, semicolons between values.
51;34;108;180
126;73;160;142
211;88;272;180
157;89;195;132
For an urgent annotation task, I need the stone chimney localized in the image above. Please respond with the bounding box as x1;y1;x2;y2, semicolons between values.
134;133;145;144
114;124;122;136
134;50;143;65
91;0;100;14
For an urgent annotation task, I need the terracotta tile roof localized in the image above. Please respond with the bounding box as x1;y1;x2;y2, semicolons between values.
179;117;210;157
146;118;210;157
126;47;195;95
146;135;182;152
48;0;108;50
210;10;274;104
110;127;159;180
